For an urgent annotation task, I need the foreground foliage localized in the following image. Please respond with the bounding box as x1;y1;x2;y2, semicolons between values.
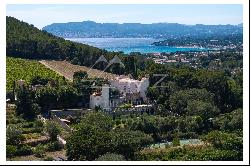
66;112;153;160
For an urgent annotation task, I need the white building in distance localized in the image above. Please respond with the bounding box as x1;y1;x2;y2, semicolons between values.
109;76;149;100
90;84;111;111
89;76;150;111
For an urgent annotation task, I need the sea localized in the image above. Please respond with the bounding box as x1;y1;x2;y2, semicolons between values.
66;38;208;54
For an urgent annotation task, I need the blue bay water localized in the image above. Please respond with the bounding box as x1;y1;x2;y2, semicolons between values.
66;38;207;54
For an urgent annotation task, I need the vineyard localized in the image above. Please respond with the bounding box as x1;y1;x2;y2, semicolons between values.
6;57;65;90
39;60;119;81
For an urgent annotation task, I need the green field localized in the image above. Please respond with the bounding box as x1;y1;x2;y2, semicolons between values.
6;57;65;90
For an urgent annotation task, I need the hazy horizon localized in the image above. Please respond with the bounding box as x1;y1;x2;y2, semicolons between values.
7;16;243;31
7;4;243;29
44;20;243;26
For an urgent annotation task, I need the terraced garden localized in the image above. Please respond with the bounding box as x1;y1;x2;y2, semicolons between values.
6;104;66;161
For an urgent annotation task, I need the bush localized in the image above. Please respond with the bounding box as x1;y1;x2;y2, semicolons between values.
172;134;180;146
16;87;40;120
31;76;50;86
34;120;44;128
45;121;61;141
33;144;46;158
46;141;61;152
21;122;34;128
202;131;242;150
181;148;241;161
6;145;17;158
16;144;33;156
21;128;38;134
136;145;241;161
115;119;121;125
6;125;24;145
110;129;154;160
22;133;41;140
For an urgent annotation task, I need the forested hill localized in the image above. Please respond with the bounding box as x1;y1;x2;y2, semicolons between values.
6;16;111;67
42;21;243;38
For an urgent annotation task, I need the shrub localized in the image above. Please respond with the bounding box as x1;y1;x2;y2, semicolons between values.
33;144;46;158
6;125;24;145
202;131;242;150
16;144;33;156
46;141;61;152
21;128;39;134
21;122;34;128
34;120;44;128
181;148;241;161
45;121;61;141
6;145;17;158
22;133;41;140
115;119;121;126
172;135;180;146
136;145;241;161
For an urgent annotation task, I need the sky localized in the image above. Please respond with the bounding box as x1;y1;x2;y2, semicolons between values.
6;4;243;29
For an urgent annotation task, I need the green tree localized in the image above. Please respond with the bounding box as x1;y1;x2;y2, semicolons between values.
203;130;243;156
6;145;17;158
66;123;112;160
73;71;88;83
45;121;61;141
6;125;24;145
169;88;215;116
225;79;243;110
124;56;137;78
16;87;40;119
186;100;219;119
57;85;80;108
79;111;113;131
35;87;58;111
110;128;153;160
66;112;113;160
212;108;243;132
31;76;50;86
73;79;92;107
33;144;46;158
172;132;180;146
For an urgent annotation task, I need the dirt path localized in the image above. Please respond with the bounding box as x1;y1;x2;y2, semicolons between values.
39;60;118;82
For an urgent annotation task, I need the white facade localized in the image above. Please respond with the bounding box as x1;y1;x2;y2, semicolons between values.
89;77;150;111
89;84;111;111
109;76;149;100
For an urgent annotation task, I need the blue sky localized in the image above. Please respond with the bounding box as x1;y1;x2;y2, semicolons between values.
6;4;243;29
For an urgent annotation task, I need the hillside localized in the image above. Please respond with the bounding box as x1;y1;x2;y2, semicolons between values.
42;21;243;38
6;57;65;90
7;17;146;77
6;16;110;67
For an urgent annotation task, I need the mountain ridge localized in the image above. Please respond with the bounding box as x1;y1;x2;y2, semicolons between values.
42;20;243;38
